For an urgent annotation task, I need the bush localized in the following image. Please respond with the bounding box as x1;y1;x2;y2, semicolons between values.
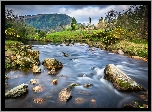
38;30;46;38
89;30;121;45
5;28;20;40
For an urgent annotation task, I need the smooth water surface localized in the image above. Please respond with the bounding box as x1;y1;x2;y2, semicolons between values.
5;42;148;108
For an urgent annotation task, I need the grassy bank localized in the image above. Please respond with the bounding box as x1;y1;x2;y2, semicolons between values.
38;30;148;61
5;29;148;62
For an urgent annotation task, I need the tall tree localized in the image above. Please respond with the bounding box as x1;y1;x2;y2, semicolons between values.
71;17;77;30
89;17;91;24
5;9;18;29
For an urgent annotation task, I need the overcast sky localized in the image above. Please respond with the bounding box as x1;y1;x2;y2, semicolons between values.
5;5;131;25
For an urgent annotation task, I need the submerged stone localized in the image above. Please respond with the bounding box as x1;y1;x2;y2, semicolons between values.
33;98;44;104
104;64;144;91
32;85;44;92
83;84;92;88
62;52;68;57
74;97;87;105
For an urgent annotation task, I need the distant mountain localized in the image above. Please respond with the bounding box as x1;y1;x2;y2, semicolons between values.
19;14;72;32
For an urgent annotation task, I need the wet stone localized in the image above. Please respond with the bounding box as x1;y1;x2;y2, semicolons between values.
5;83;28;98
32;85;43;92
83;84;92;88
58;75;68;79
104;64;144;91
90;99;97;108
52;79;58;85
58;88;72;102
42;58;63;70
30;79;39;85
69;83;79;89
62;52;68;57
78;90;91;95
33;98;44;104
74;97;87;105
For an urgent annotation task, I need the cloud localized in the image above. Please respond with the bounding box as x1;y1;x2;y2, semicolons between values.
58;5;131;25
5;5;131;25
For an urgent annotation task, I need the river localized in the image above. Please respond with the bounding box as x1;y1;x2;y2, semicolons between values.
5;41;148;108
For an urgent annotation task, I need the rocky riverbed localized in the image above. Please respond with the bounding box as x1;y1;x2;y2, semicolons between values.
5;42;148;108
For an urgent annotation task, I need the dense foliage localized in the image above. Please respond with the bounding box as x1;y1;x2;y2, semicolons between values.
25;14;72;32
5;9;46;42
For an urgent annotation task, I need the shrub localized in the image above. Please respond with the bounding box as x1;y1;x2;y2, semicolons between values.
5;28;20;40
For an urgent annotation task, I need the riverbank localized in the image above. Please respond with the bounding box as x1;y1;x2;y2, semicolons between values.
19;30;148;62
5;40;40;70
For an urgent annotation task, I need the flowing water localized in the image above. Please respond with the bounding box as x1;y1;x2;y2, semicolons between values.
5;41;148;108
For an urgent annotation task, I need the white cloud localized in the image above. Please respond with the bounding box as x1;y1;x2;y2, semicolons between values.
57;5;131;25
5;5;131;25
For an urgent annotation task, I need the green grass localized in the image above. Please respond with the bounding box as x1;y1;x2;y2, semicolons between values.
6;29;148;59
45;30;90;42
5;40;23;46
107;40;148;58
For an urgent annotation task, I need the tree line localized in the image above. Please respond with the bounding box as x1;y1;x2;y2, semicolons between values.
5;5;148;42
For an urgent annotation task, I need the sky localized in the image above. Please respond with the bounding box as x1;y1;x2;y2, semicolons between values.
5;5;131;25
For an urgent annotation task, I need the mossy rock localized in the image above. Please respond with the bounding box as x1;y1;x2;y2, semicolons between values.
69;83;79;89
104;64;144;90
42;58;63;70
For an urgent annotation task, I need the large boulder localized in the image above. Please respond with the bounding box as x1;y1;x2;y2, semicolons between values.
104;64;144;90
42;58;63;70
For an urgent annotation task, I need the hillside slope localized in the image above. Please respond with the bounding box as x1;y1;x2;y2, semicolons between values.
20;14;72;31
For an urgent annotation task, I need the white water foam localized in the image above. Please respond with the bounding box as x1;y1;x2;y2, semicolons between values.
114;89;126;97
108;53;115;54
100;78;114;91
77;77;93;81
117;96;140;108
94;67;104;78
116;64;124;69
76;77;93;84
121;61;130;64
74;85;89;90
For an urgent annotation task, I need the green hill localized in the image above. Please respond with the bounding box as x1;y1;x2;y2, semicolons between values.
20;14;72;32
